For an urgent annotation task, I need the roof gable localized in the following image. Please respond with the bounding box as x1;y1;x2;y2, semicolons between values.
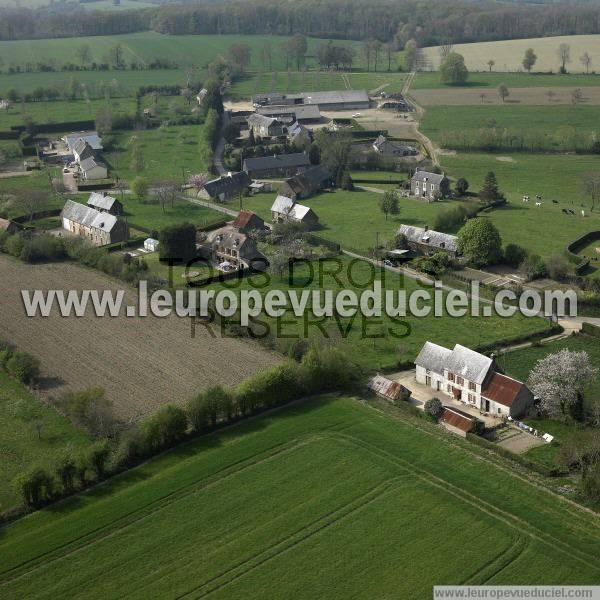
414;341;452;374
398;224;457;252
446;344;493;385
483;372;528;408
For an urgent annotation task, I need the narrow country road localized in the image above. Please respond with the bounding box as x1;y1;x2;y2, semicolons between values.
213;110;231;176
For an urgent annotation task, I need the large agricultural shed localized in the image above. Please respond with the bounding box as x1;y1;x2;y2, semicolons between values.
252;90;370;110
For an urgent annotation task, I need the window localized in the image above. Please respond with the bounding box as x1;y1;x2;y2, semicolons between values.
447;384;452;393
468;393;475;403
469;382;476;391
457;377;464;386
447;373;455;382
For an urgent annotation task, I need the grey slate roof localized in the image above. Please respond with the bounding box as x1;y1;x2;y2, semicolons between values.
252;90;369;107
79;156;105;173
446;344;493;385
243;152;310;173
61;199;118;233
72;139;94;160
247;113;281;129
257;105;321;121
397;224;458;253
203;172;250;198
411;169;446;185
288;121;310;139
64;131;103;152
283;165;331;196
271;195;294;214
414;341;452;375
87;192;118;212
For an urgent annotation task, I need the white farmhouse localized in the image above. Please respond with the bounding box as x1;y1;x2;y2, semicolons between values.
415;341;534;418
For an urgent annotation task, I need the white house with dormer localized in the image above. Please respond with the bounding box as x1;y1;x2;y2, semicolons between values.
415;341;534;418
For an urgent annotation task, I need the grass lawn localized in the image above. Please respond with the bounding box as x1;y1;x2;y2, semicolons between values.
0;371;91;512
243;188;473;254
0;395;598;599
420;105;600;146
140;251;212;285
413;71;600;90
499;332;600;467
440;152;600;258
206;256;549;371
105;125;210;185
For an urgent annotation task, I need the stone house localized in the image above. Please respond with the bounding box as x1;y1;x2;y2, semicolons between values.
242;152;311;179
411;169;449;200
397;224;458;258
61;199;127;247
278;165;332;201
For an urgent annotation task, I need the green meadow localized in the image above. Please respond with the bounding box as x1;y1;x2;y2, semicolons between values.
0;370;91;511
0;396;598;599
441;152;600;258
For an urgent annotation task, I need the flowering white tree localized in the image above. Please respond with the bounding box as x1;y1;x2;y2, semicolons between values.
188;173;210;194
528;349;597;420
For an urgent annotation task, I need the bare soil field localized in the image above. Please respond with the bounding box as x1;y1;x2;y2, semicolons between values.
412;86;600;106
423;34;600;73
0;256;279;421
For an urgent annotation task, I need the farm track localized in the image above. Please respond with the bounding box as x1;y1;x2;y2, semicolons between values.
463;537;529;585
0;436;319;585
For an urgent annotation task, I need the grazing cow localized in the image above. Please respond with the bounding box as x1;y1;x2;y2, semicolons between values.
582;210;586;217
536;194;542;202
536;202;542;207
522;195;529;203
562;209;568;214
552;199;559;204
569;209;576;215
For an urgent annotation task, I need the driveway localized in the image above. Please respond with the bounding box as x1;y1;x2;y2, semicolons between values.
389;370;499;427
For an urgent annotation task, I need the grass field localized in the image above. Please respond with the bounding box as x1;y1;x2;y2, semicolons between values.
412;71;600;90
440;152;600;258
0;371;91;511
420;105;600;144
106;124;210;185
205;254;549;371
0;395;598;599
242;188;474;253
0;32;364;75
422;34;600;74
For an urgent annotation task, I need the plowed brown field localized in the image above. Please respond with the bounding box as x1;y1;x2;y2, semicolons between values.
0;256;279;421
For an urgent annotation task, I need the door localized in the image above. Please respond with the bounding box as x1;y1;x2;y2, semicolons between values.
436;381;441;391
425;376;431;387
485;400;490;412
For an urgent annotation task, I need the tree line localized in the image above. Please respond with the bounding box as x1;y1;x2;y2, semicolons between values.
2;0;600;46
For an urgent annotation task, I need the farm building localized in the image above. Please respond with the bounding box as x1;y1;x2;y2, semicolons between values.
397;224;458;257
79;157;108;181
200;172;251;202
63;131;103;154
72;139;96;164
247;114;285;138
415;341;534;418
287;121;312;146
411;169;450;200
278;165;332;201
61;199;128;247
144;238;159;252
200;225;268;271
232;210;266;234
0;218;19;234
372;135;418;158
256;105;321;123
243;153;311;179
252;90;370;111
367;375;410;403
439;406;483;437
270;195;319;227
87;192;123;215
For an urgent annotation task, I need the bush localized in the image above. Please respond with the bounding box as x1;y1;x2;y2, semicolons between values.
6;351;40;384
300;345;358;394
13;466;55;507
503;243;527;268
187;384;233;431
20;234;65;263
88;440;111;478
3;234;24;257
457;218;502;267
582;462;600;504
140;404;188;452
55;451;77;493
424;397;443;419
522;253;547;281
56;387;116;438
159;223;197;263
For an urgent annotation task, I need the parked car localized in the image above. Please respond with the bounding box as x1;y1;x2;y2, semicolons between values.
383;259;393;267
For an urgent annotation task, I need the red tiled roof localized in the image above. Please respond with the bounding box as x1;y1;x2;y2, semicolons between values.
483;372;525;408
233;210;260;229
440;406;477;433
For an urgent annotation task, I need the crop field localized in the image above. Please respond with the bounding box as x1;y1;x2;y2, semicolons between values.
0;33;364;75
441;152;600;258
422;34;600;74
412;71;600;90
0;395;598;599
412;86;600;106
420;105;600;143
204;254;549;371
0;256;280;421
0;371;92;511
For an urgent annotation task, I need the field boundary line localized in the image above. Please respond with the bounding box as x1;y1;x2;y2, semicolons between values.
178;477;405;598
462;537;528;585
326;431;600;572
0;436;323;586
